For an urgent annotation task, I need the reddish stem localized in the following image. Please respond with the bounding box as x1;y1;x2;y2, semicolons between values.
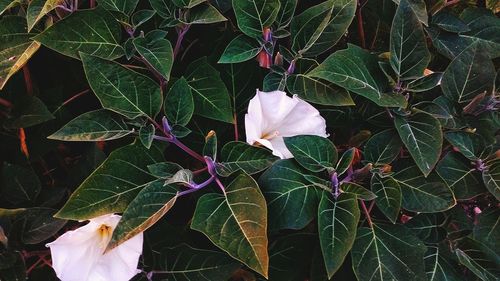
52;89;90;114
233;112;239;141
23;66;33;96
90;0;95;8
360;200;373;228
356;1;366;49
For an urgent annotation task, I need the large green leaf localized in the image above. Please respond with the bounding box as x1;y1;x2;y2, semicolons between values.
164;77;194;126
0;16;41;90
441;43;496;104
284;135;337;172
191;173;269;278
172;0;205;8
232;0;280;38
258;159;321;231
318;192;359;278
390;0;430;80
185;57;233;123
275;0;296;28
179;3;227;24
371;174;401;223
99;0;139;14
394;111;442;176
1;163;41;205
34;8;123;59
352;223;427;281
48;109;133;141
149;0;176;19
340;182;377;200
445;131;487;161
306;0;356;56
5;96;54;129
216;141;278;176
0;0;19;15
455;238;500;281
406;213;446;243
108;180;178;250
290;1;334;55
133;36;173;81
286;59;354;106
473;208;499;251
393;0;428;26
26;0;65;31
309;44;407;107
435;152;485;200
393;165;456;212
81;53;162;119
364;129;402;165
20;208;66;244
424;245;462;281
159;244;241;280
482;157;500;200
55;142;164;220
460;8;500;58
218;35;261;64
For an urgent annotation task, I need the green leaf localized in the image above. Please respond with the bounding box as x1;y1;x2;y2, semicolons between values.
482;158;500;200
304;0;357;56
55;142;164;220
393;165;456;212
216;141;278;176
435;152;485;200
335;148;355;176
81;53;162;119
164;77;194;126
6;96;54;128
21;208;66;244
445;131;487;161
284;135;337;172
390;0;430;80
133;36;173;81
286;59;354;106
406;73;443;92
159;244;241;280
108;180;178;249
131;9;156;27
191;173;269;278
309;44;407;107
232;0;280;38
139;124;155;149
180;3;227;24
1;163;41;205
218;35;261;64
460;8;500;58
364;129;402;165
202;131;217;159
371;174;401;223
265;233;315;281
394;110;442;177
99;0;139;14
441;43;496;104
48;109;133;141
290;1;334;55
166;169;193;185
185;57;233;123
473;208;499;251
318;192;360;278
275;0;297;28
455;238;500;281
340;182;377;200
0;0;19;15
26;0;65;31
263;71;286;91
147;162;183;178
172;0;205;8
352;223;427;281
148;0;176;19
406;213;446;243
424;245;463;281
394;0;428;26
259;159;321;231
0;16;41;90
431;11;470;33
34;8;123;59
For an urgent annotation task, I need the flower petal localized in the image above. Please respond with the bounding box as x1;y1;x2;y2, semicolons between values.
275;95;328;137
251;90;300;135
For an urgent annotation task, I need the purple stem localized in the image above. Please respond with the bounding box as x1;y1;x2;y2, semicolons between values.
177;175;215;197
173;25;190;59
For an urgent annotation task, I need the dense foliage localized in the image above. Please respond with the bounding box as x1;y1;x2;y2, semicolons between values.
0;0;499;280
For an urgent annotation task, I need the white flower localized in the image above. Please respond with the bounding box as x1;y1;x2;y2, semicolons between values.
245;90;328;158
46;214;143;281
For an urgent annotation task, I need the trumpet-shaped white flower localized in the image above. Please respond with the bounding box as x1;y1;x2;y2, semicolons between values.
245;90;328;159
46;214;143;281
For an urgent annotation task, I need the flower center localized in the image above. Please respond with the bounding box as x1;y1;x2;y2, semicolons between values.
97;224;113;249
260;130;279;140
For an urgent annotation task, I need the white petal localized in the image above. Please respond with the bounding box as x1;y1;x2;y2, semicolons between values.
250;90;300;134
89;232;143;281
245;114;262;145
46;221;105;281
268;137;293;159
276;95;327;137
